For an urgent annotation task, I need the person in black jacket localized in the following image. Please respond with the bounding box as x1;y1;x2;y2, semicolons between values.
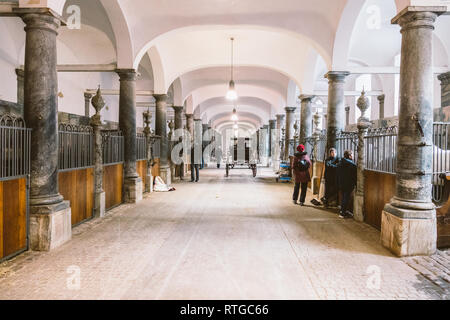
322;148;340;207
337;150;357;219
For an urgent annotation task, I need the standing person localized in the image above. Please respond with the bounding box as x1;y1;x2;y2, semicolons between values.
337;150;357;219
190;144;200;182
292;144;312;206
323;148;340;207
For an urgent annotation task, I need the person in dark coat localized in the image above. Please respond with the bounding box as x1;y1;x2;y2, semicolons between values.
190;144;200;182
292;144;312;206
323;148;340;207
337;150;357;219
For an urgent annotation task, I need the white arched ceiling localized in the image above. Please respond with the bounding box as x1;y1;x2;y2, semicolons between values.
190;84;285;114
136;26;333;94
198;97;272;123
179;66;290;102
128;0;348;70
172;78;183;106
216;120;258;132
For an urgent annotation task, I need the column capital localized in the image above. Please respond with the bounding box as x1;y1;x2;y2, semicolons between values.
285;106;296;113
438;72;450;84
276;114;285;121
324;71;350;82
392;6;446;30
116;69;137;81
299;95;315;102
185;113;193;119
377;94;385;102
14;7;66;31
84;92;93;99
15;68;25;78
153;94;168;103
172;106;184;113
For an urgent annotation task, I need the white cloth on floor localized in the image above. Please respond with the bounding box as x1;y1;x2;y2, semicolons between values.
154;176;175;192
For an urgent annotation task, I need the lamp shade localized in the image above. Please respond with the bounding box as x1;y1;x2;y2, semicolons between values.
226;80;238;100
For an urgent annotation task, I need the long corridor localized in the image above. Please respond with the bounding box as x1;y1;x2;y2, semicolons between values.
0;168;447;300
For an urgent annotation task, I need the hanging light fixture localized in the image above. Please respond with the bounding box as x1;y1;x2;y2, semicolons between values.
226;37;238;101
231;107;238;121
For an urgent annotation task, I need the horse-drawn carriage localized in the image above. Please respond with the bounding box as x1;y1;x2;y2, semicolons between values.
225;137;258;177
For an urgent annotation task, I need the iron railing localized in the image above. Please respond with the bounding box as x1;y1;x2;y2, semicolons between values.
364;126;397;173
102;130;124;165
58;123;94;171
336;131;358;162
136;133;147;161
0;114;31;180
432;122;450;203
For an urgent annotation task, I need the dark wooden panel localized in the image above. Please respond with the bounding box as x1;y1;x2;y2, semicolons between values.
103;163;123;210
364;170;396;230
136;160;147;191
1;178;27;259
58;168;94;226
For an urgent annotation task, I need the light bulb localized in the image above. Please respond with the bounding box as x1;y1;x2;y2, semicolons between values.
226;80;238;101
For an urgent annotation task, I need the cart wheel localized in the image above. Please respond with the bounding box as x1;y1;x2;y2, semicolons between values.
225;164;229;177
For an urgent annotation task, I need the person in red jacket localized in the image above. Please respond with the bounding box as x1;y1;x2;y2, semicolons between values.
292;144;312;206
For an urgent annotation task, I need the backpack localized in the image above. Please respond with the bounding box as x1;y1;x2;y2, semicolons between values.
295;158;310;171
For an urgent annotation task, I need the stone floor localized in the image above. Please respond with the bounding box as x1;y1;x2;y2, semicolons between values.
0;167;448;300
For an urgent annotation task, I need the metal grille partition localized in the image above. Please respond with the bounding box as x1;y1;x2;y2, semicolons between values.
58;124;94;171
0;114;31;180
364;126;397;173
102;131;124;165
136;133;147;161
336;131;358;163
432;122;449;203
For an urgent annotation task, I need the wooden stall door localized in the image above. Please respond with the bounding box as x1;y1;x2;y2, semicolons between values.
364;170;396;230
136;160;147;190
58;168;94;227
0;178;27;260
103;163;123;210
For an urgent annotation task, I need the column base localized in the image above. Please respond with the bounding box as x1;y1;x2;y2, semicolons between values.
145;174;153;193
160;166;172;185
381;204;437;257
353;193;364;222
29;201;72;251
124;177;143;203
94;191;106;218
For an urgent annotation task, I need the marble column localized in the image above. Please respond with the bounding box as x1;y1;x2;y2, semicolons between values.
172;106;184;179
354;91;371;222
274;114;285;170
299;95;315;145
377;94;385;119
84;92;93;118
268;119;276;166
185;113;194;172
438;72;450;108
284;107;296;160
15;68;24;108
90;88;106;218
263;124;270;164
345;106;350;126
154;94;171;185
19;9;71;251
324;71;350;152
381;6;446;257
117;69;142;203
